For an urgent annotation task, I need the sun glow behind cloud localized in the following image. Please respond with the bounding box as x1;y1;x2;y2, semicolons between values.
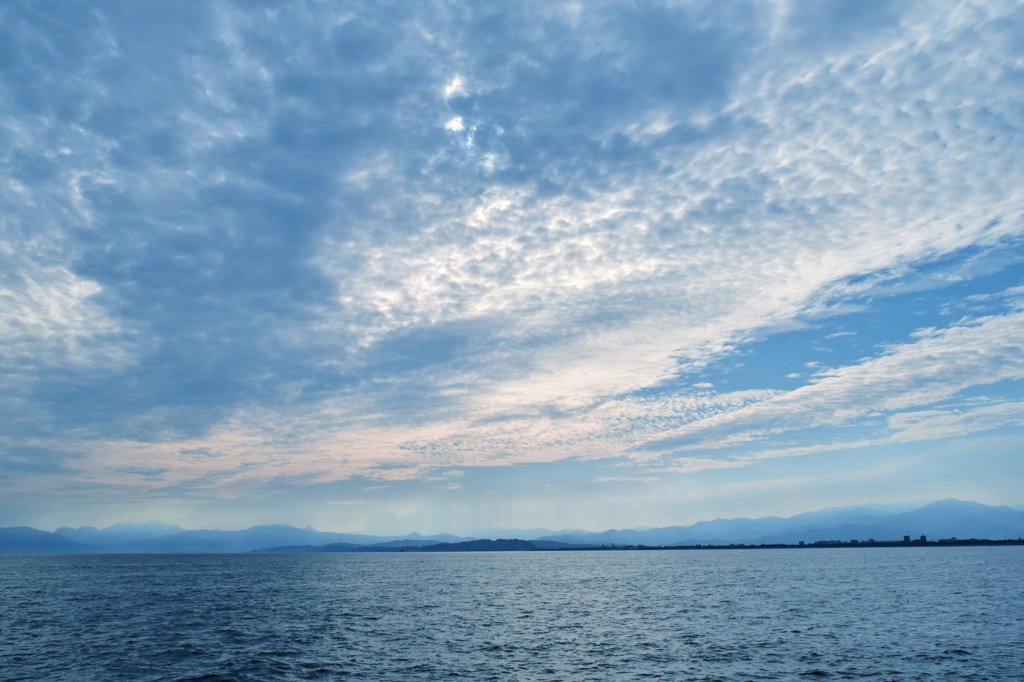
1;1;1023;531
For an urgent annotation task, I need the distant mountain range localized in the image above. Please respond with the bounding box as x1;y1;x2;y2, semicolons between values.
2;499;1023;554
529;499;1024;547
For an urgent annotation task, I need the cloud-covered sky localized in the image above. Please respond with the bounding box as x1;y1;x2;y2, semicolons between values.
2;0;1023;533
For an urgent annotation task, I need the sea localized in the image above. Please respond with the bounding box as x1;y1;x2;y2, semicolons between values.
1;547;1021;681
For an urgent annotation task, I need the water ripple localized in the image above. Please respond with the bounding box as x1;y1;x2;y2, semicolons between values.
1;548;1022;680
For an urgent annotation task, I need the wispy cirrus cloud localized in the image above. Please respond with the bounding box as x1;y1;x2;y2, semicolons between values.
643;307;1024;459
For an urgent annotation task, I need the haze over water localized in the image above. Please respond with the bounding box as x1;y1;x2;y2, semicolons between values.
3;548;1021;681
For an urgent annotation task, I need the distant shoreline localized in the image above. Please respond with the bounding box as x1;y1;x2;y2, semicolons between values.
3;539;1024;556
253;537;1024;554
563;538;1024;552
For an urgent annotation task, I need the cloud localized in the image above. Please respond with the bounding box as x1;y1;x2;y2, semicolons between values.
886;401;1024;444
592;476;660;484
644;308;1024;457
443;75;466;100
648;459;748;475
1;1;1023;510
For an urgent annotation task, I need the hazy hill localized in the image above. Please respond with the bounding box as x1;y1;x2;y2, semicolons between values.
254;539;458;553
738;500;1024;545
54;521;186;546
4;499;1023;554
117;526;407;553
862;499;1024;540
365;538;587;552
0;527;92;554
536;500;1024;546
402;538;549;552
46;524;463;553
536;527;687;546
533;505;899;546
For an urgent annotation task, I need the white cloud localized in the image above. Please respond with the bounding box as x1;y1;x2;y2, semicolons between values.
646;309;1024;455
886;401;1024;444
309;1;1024;426
443;75;466;99
0;266;129;370
649;458;747;475
592;476;660;483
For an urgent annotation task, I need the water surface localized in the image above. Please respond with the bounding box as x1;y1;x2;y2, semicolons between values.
2;547;1021;680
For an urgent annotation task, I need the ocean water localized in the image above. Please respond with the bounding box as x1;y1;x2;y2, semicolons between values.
1;548;1021;681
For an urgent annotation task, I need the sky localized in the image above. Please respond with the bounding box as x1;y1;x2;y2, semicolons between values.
2;0;1023;535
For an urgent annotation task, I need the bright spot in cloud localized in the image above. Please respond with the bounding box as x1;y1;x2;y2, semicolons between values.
443;75;466;99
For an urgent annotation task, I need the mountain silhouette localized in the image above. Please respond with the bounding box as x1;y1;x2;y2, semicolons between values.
3;499;1023;554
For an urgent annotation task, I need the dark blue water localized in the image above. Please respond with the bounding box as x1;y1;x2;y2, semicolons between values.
2;548;1021;680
